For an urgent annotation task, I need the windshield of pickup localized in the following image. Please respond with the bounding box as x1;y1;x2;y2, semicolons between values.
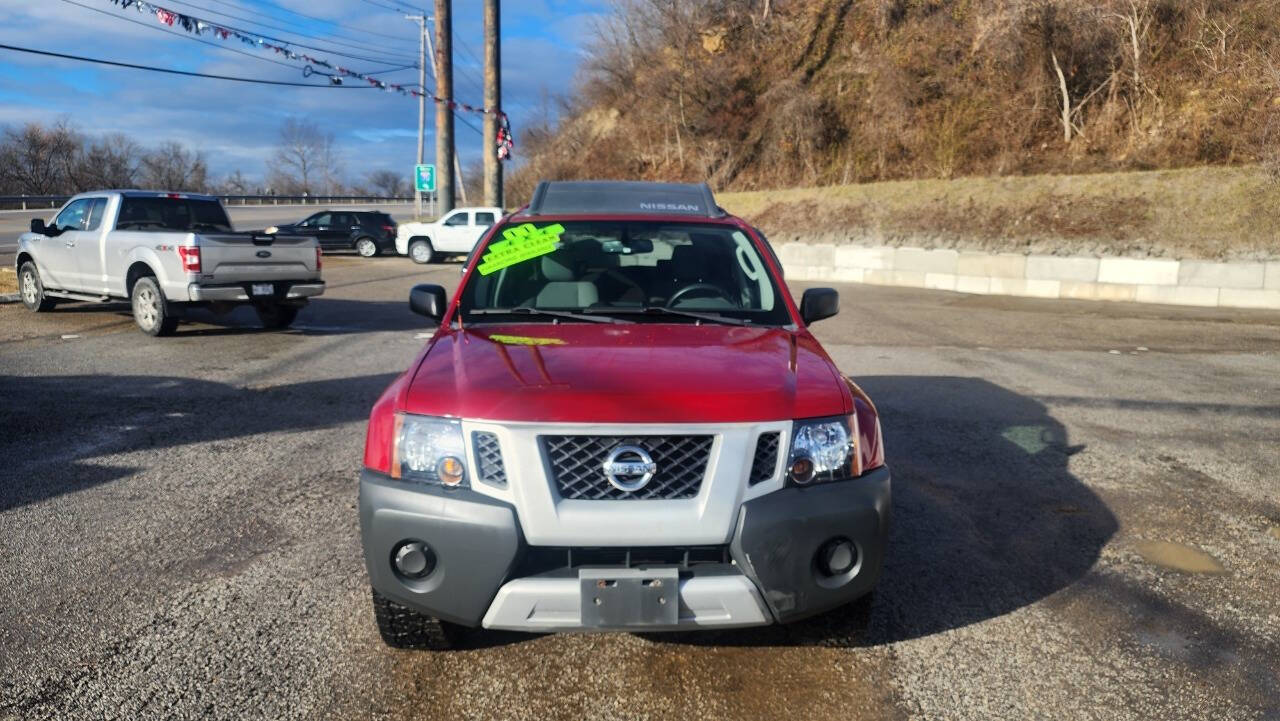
459;220;791;325
115;196;233;233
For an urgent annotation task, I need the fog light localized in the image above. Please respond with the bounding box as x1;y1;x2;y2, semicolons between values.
437;456;465;486
393;541;436;579
789;456;816;485
817;538;857;577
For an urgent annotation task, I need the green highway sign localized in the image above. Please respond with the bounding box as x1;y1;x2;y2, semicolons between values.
414;164;436;193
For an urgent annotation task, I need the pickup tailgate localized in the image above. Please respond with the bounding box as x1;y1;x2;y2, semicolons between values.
197;232;319;283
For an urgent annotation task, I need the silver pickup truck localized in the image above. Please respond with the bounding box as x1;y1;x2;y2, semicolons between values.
15;190;324;336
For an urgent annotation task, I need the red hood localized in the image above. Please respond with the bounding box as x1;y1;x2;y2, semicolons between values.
401;323;850;423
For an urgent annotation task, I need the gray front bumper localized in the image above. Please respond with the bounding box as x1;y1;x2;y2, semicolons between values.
358;466;891;629
187;281;325;302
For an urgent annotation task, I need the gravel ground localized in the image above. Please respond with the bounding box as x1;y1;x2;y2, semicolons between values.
1;256;1277;720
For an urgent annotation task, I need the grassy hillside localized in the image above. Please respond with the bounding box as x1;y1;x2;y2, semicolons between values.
509;0;1280;210
720;165;1280;260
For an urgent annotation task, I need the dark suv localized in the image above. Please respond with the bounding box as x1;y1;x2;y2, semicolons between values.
269;211;397;257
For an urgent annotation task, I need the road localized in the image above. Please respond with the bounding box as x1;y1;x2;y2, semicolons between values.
1;257;1278;720
0;203;418;267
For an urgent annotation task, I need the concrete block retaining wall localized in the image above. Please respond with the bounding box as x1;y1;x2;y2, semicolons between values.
776;243;1280;310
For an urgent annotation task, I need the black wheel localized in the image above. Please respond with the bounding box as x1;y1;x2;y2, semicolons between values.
355;237;380;258
371;588;465;650
18;261;56;312
131;276;178;336
409;238;434;264
254;303;299;329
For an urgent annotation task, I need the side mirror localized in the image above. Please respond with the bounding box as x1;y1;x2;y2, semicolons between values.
30;218;49;235
409;283;448;321
800;287;839;325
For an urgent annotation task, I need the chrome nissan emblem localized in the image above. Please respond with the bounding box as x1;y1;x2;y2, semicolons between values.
602;445;657;492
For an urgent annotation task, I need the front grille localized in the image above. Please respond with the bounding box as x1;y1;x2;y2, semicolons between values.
514;545;731;578
541;435;713;500
472;431;507;486
749;432;781;484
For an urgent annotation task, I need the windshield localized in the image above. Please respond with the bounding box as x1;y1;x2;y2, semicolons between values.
459;220;791;325
115;196;233;232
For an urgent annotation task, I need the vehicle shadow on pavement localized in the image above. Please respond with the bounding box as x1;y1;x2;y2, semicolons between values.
659;375;1118;649
176;298;428;336
0;372;397;512
31;298;428;336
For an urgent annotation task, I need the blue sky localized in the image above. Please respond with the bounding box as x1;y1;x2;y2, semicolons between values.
0;0;606;185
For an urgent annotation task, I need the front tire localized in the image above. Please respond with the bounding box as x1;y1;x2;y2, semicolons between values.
254;302;299;329
131;276;178;336
370;588;465;650
408;238;434;264
18;261;56;312
355;237;380;258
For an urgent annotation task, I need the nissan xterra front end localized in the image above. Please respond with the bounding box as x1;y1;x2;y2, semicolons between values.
359;181;889;649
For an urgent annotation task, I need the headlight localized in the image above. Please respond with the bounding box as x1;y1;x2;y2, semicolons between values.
788;416;855;485
265;225;279;234
392;414;468;487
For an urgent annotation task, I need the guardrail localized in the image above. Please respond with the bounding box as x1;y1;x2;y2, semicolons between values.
0;194;414;211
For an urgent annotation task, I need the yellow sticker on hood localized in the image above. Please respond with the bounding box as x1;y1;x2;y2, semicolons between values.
487;333;565;346
477;222;565;276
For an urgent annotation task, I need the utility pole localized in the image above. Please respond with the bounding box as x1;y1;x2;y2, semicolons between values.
406;13;427;219
423;22;466;208
433;0;455;214
483;0;502;208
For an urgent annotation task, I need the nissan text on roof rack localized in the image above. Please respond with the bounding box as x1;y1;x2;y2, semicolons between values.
15;190;324;336
359;180;889;648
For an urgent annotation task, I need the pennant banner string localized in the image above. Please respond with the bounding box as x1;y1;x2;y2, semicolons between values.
105;0;513;159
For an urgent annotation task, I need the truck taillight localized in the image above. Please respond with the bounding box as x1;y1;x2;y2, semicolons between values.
382;225;395;234
316;246;323;270
177;246;201;273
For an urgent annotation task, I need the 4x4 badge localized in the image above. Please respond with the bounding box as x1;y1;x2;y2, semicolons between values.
602;445;657;492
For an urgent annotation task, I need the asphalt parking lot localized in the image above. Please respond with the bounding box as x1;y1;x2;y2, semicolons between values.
1;255;1278;720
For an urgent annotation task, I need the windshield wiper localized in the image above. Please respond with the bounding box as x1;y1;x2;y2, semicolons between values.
469;307;632;324
584;306;751;326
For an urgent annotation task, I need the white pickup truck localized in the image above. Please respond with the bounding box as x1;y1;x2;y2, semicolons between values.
395;206;502;264
15;190;324;336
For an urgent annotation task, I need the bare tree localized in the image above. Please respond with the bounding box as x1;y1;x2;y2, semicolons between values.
217;169;252;194
366;169;407;197
77;133;141;190
267;117;341;195
1110;0;1154;91
139;141;208;191
0;121;81;194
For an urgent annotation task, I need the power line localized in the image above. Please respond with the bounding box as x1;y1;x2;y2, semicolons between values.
0;42;381;88
200;0;422;49
160;0;419;65
106;0;417;68
360;0;424;14
455;110;483;137
58;0;305;72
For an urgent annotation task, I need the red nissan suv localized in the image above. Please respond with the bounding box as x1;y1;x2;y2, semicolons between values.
360;181;889;648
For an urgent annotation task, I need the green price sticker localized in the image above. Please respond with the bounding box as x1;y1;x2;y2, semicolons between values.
477;222;565;276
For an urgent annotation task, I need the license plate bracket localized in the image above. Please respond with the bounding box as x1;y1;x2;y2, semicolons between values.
251;283;274;296
579;567;679;628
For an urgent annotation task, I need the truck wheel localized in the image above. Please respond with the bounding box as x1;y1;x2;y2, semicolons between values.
255;303;299;329
355;237;380;258
370;588;465;650
409;238;434;264
18;261;56;312
131;276;178;336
